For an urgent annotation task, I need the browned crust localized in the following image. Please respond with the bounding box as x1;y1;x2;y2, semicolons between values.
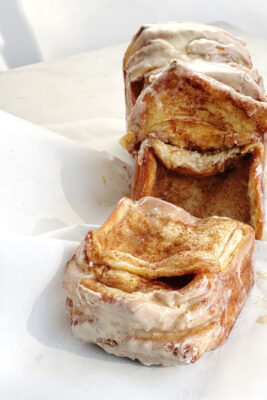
248;141;266;239
209;232;254;350
132;147;157;201
132;149;157;200
123;25;148;117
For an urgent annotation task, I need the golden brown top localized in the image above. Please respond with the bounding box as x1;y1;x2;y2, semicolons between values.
85;197;254;279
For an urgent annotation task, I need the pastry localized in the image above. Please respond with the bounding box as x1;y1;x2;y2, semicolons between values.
63;196;254;365
121;22;267;239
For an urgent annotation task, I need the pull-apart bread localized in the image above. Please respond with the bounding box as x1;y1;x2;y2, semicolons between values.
63;197;254;365
121;22;267;239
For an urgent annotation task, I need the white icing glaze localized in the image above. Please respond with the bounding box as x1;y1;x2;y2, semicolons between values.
125;21;265;101
64;256;222;365
62;219;253;366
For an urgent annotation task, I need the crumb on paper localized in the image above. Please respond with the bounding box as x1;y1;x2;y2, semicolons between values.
256;271;267;280
102;175;107;185
256;314;267;324
123;165;131;180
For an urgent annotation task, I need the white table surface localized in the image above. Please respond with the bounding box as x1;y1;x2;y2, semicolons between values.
0;42;127;126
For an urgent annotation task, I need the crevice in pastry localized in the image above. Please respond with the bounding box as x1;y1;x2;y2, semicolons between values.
132;142;265;238
156;274;195;289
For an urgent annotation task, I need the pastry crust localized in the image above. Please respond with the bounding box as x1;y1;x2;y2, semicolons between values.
121;22;267;238
122;60;267;153
132;140;265;239
123;22;266;119
63;197;254;365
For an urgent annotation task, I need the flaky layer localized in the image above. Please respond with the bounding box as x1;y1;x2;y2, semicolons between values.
122;60;267;153
137;137;259;177
86;197;252;278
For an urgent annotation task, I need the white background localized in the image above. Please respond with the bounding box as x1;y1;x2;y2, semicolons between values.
0;0;267;70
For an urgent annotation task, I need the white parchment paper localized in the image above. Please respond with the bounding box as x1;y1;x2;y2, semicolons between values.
0;111;133;235
0;224;266;400
1;22;267;399
0;111;267;400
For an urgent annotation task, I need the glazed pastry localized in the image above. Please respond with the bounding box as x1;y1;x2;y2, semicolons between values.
121;22;267;239
63;196;254;365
